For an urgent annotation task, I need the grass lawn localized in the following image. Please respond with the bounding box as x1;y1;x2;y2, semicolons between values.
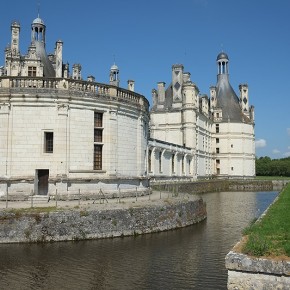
254;176;290;180
242;183;290;257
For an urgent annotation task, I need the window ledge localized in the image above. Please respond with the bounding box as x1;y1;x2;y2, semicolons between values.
69;170;106;173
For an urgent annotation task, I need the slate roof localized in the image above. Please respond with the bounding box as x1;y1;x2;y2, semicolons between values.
216;74;250;123
35;41;55;78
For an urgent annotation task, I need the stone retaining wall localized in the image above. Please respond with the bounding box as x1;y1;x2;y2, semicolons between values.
225;251;290;289
0;197;206;243
152;179;289;194
225;181;290;289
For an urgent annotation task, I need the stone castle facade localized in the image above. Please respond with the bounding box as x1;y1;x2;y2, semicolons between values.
150;53;255;179
0;16;255;198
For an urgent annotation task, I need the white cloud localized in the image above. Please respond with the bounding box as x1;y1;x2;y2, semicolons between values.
255;139;267;149
287;128;290;136
272;149;280;154
283;152;290;157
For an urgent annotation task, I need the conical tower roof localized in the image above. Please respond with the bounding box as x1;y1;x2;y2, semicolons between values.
215;52;247;122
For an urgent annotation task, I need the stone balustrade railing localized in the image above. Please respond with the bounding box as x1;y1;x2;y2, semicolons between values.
0;76;149;109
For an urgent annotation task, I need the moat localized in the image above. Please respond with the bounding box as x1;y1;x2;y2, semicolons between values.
0;191;278;290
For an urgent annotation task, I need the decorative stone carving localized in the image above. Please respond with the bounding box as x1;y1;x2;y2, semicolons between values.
0;103;11;114
57;103;69;116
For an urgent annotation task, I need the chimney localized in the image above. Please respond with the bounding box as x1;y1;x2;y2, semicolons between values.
127;80;135;92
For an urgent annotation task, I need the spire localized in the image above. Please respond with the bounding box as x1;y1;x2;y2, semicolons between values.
37;0;40;18
215;52;243;122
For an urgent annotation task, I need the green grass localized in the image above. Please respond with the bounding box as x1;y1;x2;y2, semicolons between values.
254;176;290;180
242;183;290;257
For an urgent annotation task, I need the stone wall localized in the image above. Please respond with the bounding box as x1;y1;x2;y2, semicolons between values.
226;251;290;289
151;179;289;194
0;197;206;243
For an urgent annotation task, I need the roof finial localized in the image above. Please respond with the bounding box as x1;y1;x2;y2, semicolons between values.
221;43;224;52
37;0;41;18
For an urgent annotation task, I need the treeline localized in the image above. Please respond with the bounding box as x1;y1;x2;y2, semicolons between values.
256;156;290;176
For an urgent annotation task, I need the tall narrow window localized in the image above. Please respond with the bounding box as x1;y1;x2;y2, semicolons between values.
171;154;175;174
44;132;53;153
28;66;37;77
216;138;219;144
94;145;102;170
94;112;103;170
216;124;219;133
94;112;103;127
94;129;102;142
216;148;220;154
159;151;162;173
182;156;185;174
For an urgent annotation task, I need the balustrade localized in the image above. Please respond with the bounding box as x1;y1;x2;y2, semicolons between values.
0;76;148;108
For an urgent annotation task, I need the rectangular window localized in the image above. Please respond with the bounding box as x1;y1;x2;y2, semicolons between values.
171;154;175;174
216;138;219;144
216;148;220;154
94;112;103;127
159;151;162;173
94;112;103;170
28;66;37;77
94;145;102;170
94;129;102;142
216;124;219;133
216;159;220;164
44;132;53;153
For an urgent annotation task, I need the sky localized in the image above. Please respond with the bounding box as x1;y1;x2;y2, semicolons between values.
0;0;289;159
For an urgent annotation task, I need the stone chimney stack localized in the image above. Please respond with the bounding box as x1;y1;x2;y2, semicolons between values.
127;80;135;92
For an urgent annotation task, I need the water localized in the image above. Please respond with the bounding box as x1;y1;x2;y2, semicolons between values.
0;191;278;290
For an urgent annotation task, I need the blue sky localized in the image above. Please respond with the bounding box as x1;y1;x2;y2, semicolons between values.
0;0;289;159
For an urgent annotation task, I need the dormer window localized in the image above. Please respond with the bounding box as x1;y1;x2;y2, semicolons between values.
28;66;36;77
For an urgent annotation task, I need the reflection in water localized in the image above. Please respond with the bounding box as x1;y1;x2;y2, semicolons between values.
0;191;278;290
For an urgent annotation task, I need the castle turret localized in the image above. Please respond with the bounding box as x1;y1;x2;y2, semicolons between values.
109;63;119;87
182;81;198;148
31;16;55;77
31;16;46;44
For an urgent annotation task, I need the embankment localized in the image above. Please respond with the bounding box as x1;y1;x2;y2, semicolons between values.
152;179;289;193
0;195;206;243
226;251;290;289
225;182;290;289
